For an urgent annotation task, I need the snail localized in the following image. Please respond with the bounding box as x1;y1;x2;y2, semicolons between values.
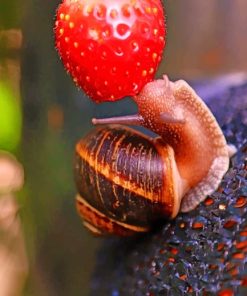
74;75;234;236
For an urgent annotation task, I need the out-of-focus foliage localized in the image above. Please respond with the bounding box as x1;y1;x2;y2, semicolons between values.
0;81;22;152
0;0;22;29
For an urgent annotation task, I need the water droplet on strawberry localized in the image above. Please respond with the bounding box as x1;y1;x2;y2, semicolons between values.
131;41;139;52
132;83;138;91
122;4;131;17
111;67;117;74
110;9;118;19
95;4;106;19
141;24;149;34
115;46;124;56
101;51;107;59
116;23;130;38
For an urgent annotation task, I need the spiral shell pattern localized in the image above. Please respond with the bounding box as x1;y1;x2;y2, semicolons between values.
74;125;177;235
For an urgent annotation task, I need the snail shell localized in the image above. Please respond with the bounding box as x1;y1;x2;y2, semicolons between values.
75;125;183;236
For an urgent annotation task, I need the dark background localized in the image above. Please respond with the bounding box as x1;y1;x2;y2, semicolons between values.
0;0;247;295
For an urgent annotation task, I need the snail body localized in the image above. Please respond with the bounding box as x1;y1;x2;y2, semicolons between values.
133;77;230;211
75;76;231;235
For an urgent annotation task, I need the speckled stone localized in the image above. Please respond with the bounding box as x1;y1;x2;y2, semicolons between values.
91;76;247;296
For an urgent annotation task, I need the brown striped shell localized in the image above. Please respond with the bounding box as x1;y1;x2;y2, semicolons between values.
74;125;180;236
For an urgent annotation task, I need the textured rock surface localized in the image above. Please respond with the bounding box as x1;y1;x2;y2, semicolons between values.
91;75;247;296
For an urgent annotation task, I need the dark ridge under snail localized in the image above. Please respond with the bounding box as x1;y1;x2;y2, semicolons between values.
74;75;235;235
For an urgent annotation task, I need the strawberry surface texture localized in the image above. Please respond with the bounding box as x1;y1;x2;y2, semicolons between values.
55;0;166;102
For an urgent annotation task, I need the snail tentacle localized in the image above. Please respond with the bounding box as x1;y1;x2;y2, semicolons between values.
92;112;186;127
160;112;186;124
92;114;144;126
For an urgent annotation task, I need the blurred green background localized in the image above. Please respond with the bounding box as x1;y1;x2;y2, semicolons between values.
0;0;247;295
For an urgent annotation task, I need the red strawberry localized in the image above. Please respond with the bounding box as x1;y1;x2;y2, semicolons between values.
55;0;166;102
